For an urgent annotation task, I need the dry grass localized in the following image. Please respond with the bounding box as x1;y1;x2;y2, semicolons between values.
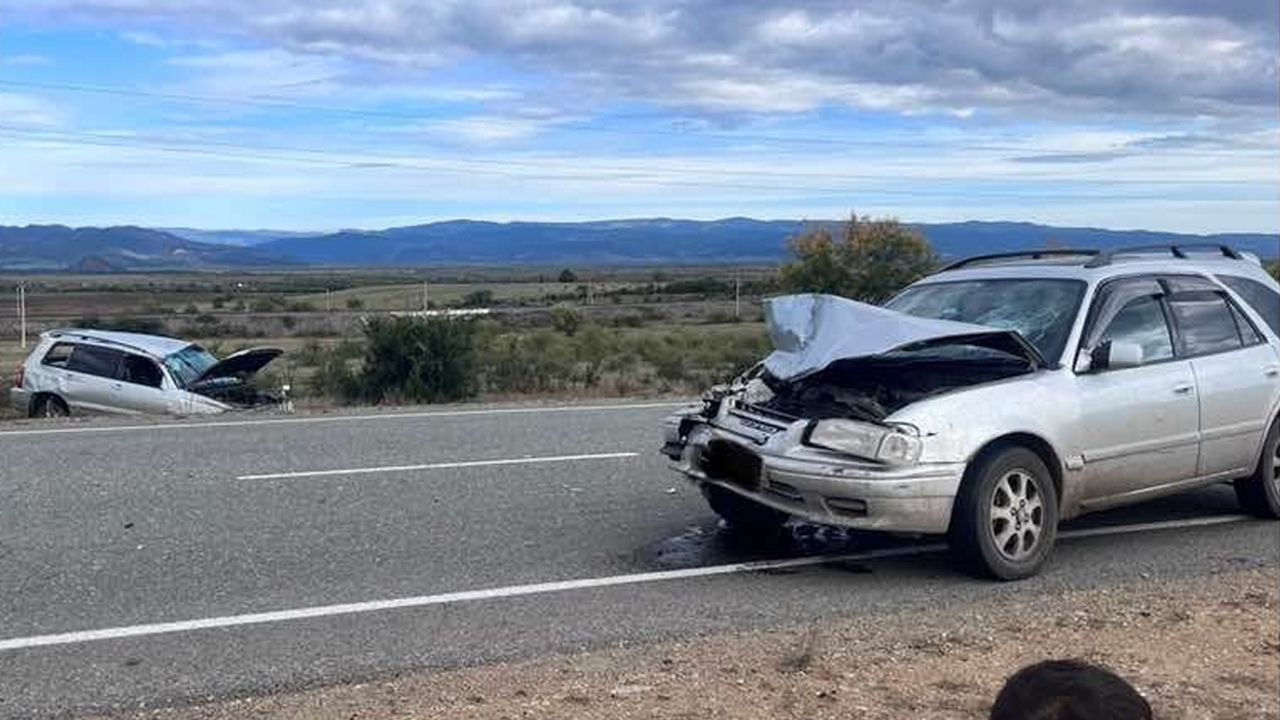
102;569;1279;720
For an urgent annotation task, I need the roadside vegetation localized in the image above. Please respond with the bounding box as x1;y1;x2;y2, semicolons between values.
21;215;1270;411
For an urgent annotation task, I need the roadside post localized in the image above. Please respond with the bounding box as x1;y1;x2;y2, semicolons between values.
16;282;26;349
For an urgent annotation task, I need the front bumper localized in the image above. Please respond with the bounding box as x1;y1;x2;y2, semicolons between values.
670;423;964;534
8;388;32;416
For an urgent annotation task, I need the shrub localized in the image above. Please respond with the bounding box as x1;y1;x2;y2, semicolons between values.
354;316;478;404
550;306;583;336
74;315;167;336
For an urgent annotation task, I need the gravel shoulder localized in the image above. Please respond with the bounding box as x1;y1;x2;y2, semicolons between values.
103;567;1279;720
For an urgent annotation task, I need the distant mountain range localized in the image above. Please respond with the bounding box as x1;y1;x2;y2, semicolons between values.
2;219;1276;271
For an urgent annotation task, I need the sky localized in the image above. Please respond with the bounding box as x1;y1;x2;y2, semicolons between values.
0;0;1276;233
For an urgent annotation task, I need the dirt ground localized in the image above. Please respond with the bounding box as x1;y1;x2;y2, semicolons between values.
106;568;1279;720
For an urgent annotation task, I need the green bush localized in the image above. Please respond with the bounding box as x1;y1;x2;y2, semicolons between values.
353;316;478;404
74;315;167;336
550;306;583;336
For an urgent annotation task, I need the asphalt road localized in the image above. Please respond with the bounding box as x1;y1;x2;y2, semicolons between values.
0;402;1276;719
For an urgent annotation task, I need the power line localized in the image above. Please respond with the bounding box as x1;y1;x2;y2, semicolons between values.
4;77;1267;159
0;125;1190;200
0;123;1254;195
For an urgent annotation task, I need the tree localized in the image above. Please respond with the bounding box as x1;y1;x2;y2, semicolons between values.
780;214;937;302
558;268;578;283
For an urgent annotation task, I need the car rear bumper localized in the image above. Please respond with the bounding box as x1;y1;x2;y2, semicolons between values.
9;388;32;416
669;424;964;534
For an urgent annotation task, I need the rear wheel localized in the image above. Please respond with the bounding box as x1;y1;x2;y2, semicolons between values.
33;394;69;419
1234;419;1280;519
949;446;1059;580
702;484;789;533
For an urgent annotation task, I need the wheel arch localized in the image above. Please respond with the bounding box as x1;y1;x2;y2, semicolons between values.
29;391;69;417
964;432;1064;508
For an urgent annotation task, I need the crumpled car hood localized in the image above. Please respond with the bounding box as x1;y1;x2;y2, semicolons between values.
193;347;283;384
762;294;1046;381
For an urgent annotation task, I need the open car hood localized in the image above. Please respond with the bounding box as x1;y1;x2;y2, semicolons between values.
762;294;1047;382
193;347;283;384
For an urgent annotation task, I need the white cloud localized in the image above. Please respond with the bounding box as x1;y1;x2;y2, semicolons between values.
12;0;1275;118
0;54;54;66
0;93;64;128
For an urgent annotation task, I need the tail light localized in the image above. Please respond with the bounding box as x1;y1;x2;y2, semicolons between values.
13;364;23;389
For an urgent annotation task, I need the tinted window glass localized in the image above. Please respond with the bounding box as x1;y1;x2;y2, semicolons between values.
1168;293;1242;356
66;345;123;379
1218;275;1280;337
1230;303;1262;346
1098;296;1174;364
885;279;1085;362
42;343;74;368
121;355;164;388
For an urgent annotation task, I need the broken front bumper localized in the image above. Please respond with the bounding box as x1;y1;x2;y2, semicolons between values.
668;422;964;534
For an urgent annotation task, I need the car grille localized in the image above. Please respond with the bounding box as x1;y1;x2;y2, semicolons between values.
700;440;763;492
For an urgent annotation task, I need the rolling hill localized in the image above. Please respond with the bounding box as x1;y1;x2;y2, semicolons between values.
0;225;298;271
1;219;1275;270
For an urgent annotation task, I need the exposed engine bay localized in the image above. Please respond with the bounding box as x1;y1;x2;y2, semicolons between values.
752;351;1033;422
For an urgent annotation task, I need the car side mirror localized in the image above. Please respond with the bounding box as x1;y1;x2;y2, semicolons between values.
1085;341;1143;372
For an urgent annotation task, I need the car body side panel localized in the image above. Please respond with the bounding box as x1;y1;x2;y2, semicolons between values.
1191;343;1280;477
1071;360;1201;499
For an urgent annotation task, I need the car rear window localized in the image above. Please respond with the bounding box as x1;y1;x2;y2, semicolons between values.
66;345;124;379
1217;275;1280;338
41;342;75;368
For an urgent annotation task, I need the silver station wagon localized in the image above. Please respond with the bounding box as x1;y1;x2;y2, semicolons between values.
10;329;283;417
662;245;1280;579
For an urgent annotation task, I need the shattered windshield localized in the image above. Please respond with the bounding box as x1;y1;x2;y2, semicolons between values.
884;279;1085;362
163;345;219;388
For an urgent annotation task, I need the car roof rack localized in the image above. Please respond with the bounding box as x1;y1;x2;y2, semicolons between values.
1083;243;1242;268
939;249;1100;272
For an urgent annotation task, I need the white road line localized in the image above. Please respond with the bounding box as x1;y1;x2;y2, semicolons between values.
0;402;688;439
237;452;640;481
0;514;1251;654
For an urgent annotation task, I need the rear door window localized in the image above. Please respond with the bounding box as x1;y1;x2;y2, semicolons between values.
1166;292;1244;357
1217;275;1280;337
66;345;124;379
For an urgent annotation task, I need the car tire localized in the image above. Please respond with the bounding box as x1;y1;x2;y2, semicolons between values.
33;394;70;419
702;484;789;533
949;446;1059;581
1234;418;1280;519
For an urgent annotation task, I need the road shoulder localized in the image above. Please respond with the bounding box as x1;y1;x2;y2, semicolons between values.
102;567;1278;720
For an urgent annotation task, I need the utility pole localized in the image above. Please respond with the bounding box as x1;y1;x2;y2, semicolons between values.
422;281;429;311
17;282;27;349
734;271;741;320
325;288;332;314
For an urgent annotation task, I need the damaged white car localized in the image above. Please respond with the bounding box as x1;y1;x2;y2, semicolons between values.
10;329;283;417
663;246;1280;579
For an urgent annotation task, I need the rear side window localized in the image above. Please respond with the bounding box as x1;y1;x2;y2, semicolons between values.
1217;275;1280;338
1167;292;1244;357
66;345;123;379
41;343;75;368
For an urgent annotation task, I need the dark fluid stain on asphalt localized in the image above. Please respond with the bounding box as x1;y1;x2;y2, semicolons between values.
639;519;915;571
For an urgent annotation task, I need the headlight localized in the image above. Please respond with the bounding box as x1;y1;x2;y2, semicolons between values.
805;419;922;465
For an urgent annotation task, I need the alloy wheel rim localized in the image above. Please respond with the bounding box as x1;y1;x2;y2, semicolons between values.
989;469;1044;562
1272;437;1280;491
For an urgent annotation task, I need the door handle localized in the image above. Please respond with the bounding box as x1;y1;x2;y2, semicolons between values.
1172;383;1194;395
1265;365;1280;378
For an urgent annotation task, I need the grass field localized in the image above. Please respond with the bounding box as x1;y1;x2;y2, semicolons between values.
1;267;776;414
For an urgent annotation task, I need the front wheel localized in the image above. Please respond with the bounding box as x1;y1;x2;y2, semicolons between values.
1234;419;1280;519
949;446;1059;580
702;484;789;534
